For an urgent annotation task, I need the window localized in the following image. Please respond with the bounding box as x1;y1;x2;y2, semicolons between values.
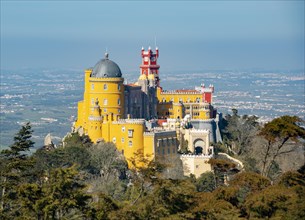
91;84;94;90
168;148;170;154
122;126;125;132
128;140;132;147
118;98;121;105
128;129;133;138
118;109;121;113
104;99;108;105
162;98;166;102
179;98;182;102
121;137;125;143
112;137;116;143
91;98;94;105
118;84;121;91
104;108;107;113
173;148;176;153
104;84;107;90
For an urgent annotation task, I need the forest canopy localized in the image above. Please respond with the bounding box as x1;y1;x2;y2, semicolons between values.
0;115;304;219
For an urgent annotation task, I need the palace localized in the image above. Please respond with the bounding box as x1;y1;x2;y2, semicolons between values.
74;47;222;177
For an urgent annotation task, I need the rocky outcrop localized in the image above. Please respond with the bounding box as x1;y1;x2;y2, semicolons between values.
43;133;55;151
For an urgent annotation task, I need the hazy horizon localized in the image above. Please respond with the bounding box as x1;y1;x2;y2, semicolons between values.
1;1;304;72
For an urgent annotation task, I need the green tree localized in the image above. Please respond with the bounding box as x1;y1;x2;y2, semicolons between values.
0;122;35;218
209;158;236;187
87;142;128;200
91;193;119;220
259;115;305;177
126;149;166;205
245;185;300;219
33;144;90;172
192;191;241;220
195;172;216;192
18;166;91;220
223;109;259;155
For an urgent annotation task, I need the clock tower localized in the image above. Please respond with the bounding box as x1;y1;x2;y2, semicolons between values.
140;46;160;87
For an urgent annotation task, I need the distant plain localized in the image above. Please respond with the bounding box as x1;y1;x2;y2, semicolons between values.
0;69;304;148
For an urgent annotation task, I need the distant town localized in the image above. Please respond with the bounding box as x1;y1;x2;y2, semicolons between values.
0;68;304;148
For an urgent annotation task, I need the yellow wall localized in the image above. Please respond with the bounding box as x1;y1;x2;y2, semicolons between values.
156;88;212;120
103;119;146;166
88;77;124;118
143;134;155;161
74;66;212;169
173;103;183;119
157;87;202;103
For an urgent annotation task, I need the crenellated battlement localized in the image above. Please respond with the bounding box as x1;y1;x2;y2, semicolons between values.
180;154;213;159
144;130;176;137
74;46;218;173
189;129;210;134
88;116;103;121
112;118;145;125
161;90;201;95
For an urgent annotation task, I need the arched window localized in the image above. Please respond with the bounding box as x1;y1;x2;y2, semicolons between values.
118;84;121;90
104;84;107;90
128;140;132;147
104;99;108;105
118;98;121;105
91;84;94;90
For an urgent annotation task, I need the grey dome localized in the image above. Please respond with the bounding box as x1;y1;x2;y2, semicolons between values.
91;53;122;78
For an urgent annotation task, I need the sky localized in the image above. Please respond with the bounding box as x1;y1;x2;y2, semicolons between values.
1;1;304;72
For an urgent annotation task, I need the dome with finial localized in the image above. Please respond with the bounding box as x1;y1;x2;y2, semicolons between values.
91;53;122;78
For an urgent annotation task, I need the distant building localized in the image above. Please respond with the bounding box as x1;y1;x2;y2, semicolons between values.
74;47;221;176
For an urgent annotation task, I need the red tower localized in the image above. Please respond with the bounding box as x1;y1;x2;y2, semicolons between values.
140;47;160;87
201;83;214;104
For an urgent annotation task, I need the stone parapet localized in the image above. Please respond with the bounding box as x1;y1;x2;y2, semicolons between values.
88;116;103;121
112;118;145;125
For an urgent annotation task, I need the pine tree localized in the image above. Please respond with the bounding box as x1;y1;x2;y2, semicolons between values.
0;122;35;218
259;116;305;177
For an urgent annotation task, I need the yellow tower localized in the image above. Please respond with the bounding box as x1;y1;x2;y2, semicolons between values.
88;99;103;143
75;53;125;140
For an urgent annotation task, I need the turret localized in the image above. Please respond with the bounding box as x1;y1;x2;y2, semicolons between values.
140;47;160;87
88;99;103;143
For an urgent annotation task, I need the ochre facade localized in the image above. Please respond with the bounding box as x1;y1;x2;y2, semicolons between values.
74;47;216;171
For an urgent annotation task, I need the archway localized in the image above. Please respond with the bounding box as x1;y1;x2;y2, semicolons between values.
193;139;205;155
